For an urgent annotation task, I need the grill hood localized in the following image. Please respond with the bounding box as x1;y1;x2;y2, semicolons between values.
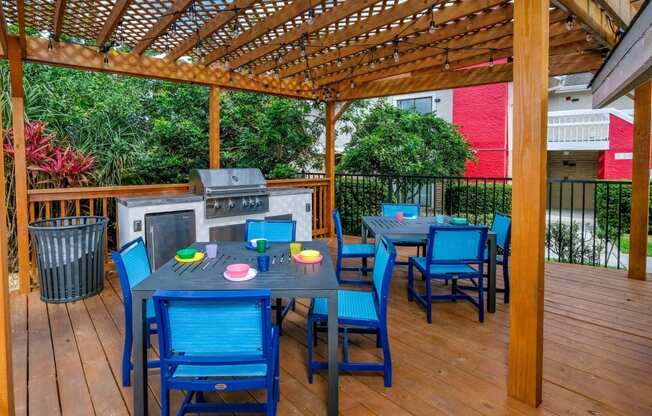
189;168;267;196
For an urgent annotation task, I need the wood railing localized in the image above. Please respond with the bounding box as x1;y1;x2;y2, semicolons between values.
26;179;330;256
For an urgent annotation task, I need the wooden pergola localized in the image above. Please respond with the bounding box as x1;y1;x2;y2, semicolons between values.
0;0;648;415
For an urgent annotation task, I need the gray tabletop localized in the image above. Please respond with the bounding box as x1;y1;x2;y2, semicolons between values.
132;240;339;295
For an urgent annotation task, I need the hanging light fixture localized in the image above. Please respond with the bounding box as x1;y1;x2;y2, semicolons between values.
585;32;593;42
48;32;54;51
336;46;343;67
443;49;450;71
488;49;495;67
349;80;356;89
393;38;400;63
300;34;307;58
565;16;575;31
428;7;437;34
223;59;231;71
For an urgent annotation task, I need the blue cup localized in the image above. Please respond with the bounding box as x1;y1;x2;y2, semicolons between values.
257;255;270;272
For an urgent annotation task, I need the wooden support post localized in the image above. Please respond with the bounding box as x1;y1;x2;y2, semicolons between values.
7;36;30;294
0;63;15;416
325;101;336;237
209;86;221;169
628;80;652;280
508;0;548;407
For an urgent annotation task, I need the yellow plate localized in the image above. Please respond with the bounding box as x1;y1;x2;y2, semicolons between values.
175;252;205;263
299;249;320;260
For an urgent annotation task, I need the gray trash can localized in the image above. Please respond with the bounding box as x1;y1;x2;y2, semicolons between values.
28;216;108;303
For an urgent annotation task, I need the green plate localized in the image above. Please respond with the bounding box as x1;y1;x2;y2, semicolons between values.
176;247;197;260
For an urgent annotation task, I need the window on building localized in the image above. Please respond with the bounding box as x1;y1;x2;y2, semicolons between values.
397;97;433;114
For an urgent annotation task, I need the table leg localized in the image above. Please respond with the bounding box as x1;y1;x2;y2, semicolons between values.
327;290;339;416
488;234;497;313
132;295;148;415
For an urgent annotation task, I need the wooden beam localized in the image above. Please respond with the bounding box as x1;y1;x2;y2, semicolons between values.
325;101;336;237
555;0;619;46
319;12;569;88
52;0;68;39
202;0;315;66
334;101;351;122
0;3;7;54
96;0;134;46
254;0;437;76
16;0;25;55
209;86;221;169
336;52;601;100
508;0;548;407
167;0;257;62
231;0;375;71
23;37;315;99
628;80;652;280
132;0;194;56
594;0;632;27
311;2;516;82
277;0;509;78
0;53;15;416
7;36;30;294
591;2;652;107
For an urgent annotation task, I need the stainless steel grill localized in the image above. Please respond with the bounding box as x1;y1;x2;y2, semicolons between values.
190;168;270;219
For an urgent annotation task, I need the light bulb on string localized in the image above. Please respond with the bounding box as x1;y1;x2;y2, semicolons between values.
349;80;356;89
565;16;574;31
443;50;450;71
307;8;315;25
488;50;495;67
428;7;436;34
393;38;400;63
585;32;593;42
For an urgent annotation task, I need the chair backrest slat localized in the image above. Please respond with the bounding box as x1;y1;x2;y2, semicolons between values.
426;226;488;266
245;219;296;242
372;237;397;319
154;290;271;363
111;238;151;304
381;203;420;218
333;209;344;248
491;213;511;252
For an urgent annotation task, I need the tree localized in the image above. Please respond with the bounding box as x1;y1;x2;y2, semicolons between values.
338;100;474;176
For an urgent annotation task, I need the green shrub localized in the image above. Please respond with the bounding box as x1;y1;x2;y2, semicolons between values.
444;181;512;225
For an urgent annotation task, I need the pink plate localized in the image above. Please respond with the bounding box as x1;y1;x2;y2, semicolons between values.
294;254;324;264
224;268;258;282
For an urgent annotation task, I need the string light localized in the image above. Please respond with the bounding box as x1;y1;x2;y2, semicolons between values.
307;8;315;25
336;46;343;67
223;59;231;71
443;49;450;71
299;34;307;58
393;38;400;63
488;49;495;67
48;33;54;51
349;80;356;89
585;32;593;42
428;7;437;34
565;16;575;31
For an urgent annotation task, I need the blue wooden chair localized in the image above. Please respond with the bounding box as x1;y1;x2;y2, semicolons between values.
307;237;397;387
245;219;297;243
381;203;426;264
408;225;488;323
245;219;297;329
333;209;375;285
486;213;511;303
111;237;159;387
153;290;279;416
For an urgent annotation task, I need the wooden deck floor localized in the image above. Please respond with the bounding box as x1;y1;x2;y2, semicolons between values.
9;238;652;416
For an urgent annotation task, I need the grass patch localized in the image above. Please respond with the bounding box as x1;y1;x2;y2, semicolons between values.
619;234;652;256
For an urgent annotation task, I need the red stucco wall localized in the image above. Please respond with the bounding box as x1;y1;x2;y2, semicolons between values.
598;114;635;180
453;83;509;178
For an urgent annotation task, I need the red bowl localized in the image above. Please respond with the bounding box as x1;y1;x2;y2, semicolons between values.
226;263;250;278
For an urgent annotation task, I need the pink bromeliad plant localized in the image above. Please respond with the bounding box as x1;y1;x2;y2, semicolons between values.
4;121;96;187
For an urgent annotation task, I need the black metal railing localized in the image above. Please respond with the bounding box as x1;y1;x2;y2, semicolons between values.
302;172;645;270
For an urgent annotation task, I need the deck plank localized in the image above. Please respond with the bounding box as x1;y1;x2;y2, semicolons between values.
9;238;652;416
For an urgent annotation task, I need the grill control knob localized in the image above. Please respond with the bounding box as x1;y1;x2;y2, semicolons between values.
212;201;221;210
254;198;261;207
242;199;249;208
248;198;255;208
227;199;235;209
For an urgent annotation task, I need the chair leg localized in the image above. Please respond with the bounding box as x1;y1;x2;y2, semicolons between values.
503;261;510;304
407;261;414;302
362;257;368;276
451;280;458;302
161;379;170;416
307;318;314;384
275;299;283;335
426;277;433;324
380;325;392;387
478;275;485;323
122;322;132;387
376;329;381;348
336;255;343;282
313;321;319;346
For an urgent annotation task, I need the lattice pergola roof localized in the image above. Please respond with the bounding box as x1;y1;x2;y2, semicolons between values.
0;0;637;100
